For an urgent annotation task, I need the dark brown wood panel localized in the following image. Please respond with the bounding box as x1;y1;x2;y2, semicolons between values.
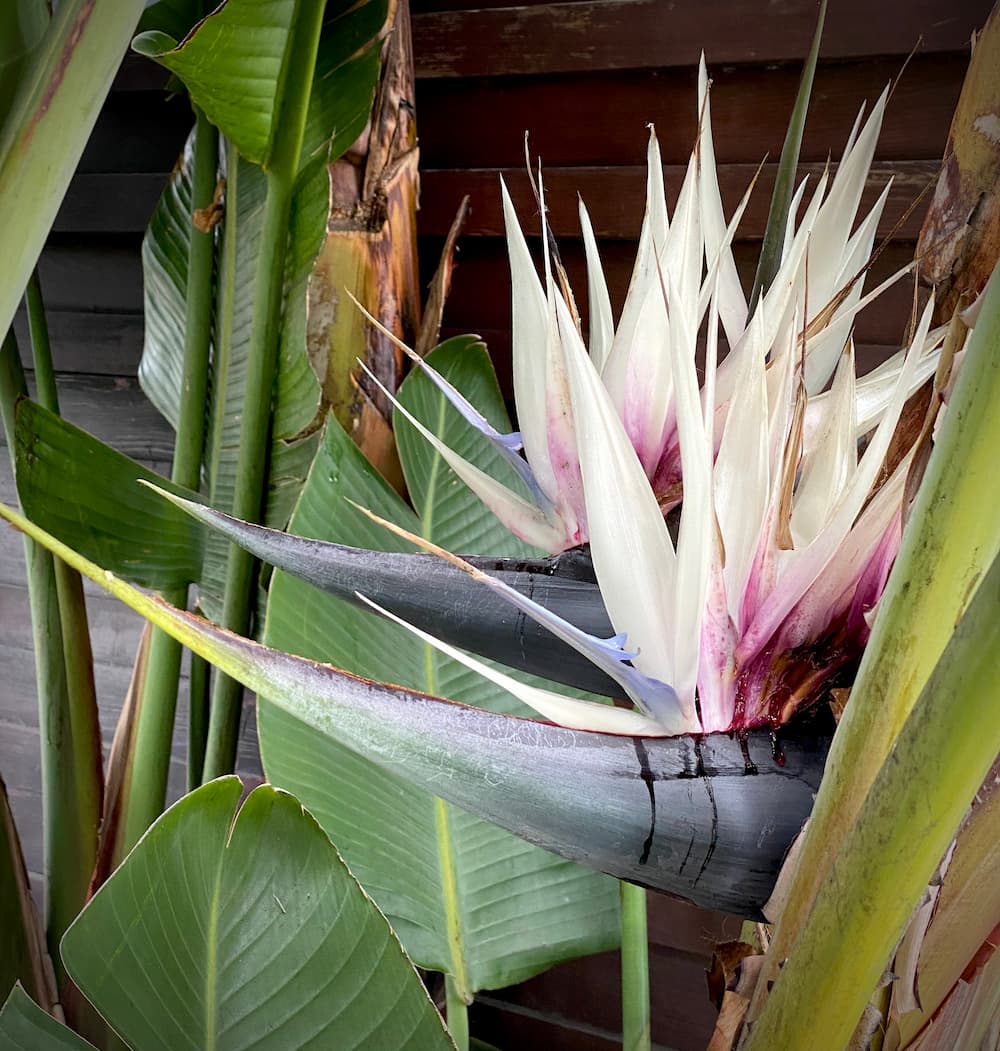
420;160;938;240
54;161;937;240
415;53;965;169
423;236;920;391
411;0;988;78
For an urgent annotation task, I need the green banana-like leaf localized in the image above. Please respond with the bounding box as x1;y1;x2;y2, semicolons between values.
260;339;620;995
0;0;147;338
0;985;96;1050
17;0;388;616
133;0;387;166
0;495;829;920
132;0;304;165
138;2;385;620
61;778;455;1051
13;400;203;589
0;1;48;125
138;127;199;434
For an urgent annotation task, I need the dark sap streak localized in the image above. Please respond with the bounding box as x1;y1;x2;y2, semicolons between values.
695;774;719;886
678;783;697;876
632;738;656;865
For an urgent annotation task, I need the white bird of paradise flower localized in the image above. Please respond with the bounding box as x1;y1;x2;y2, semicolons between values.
355;58;956;739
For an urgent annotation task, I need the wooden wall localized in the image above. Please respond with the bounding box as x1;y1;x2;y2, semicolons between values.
1;0;991;1047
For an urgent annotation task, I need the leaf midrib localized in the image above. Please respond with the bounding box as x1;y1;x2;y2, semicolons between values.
422;374;471;1000
204;853;226;1049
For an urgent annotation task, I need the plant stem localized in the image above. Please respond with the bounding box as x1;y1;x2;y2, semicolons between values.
0;330;79;988
745;549;1000;1051
187;650;211;793
120;106;218;853
444;975;470;1051
202;0;326;781
24;270;104;928
620;882;651;1051
24;272;57;410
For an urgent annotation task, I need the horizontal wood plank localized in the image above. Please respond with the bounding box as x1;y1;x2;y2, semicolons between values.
0;372;173;461
421;160;938;241
13;310;146;377
416;53;965;169
55;161;937;241
425;236;919;337
53;173;165;235
411;0;986;78
36;241;144;313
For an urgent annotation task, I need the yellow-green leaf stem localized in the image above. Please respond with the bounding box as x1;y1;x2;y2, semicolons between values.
0;332;98;994
750;262;1000;1022
620;882;651;1051
745;549;1000;1051
202;0;327;781
121;105;219;854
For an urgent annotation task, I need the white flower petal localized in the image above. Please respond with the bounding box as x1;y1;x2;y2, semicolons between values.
360;361;569;552
555;292;701;730
791;343;857;547
357;593;672;736
738;295;933;664
579;198;615;372
698;55;748;347
601;128;674;474
502;178;561;502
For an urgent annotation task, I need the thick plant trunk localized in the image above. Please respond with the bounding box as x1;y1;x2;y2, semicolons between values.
306;0;421;491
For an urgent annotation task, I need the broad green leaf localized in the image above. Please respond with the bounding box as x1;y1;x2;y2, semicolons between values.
133;0;387;168
138;128;199;433
0;2;48;126
135;0;204;43
0;777;52;1011
62;778;455;1051
262;338;618;994
0;986;97;1051
132;0;302;165
13;399;203;590
0;495;830;919
0;0;147;338
133;0;386;619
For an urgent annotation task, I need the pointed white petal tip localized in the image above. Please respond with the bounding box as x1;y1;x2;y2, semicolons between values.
355;592;672;737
